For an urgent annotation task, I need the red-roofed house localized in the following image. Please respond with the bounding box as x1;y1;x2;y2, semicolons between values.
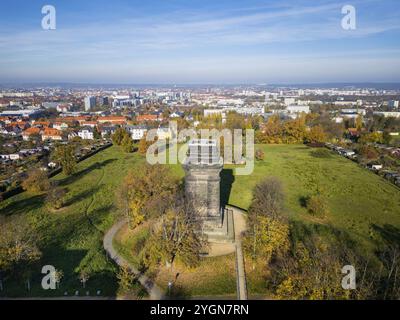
97;116;127;125
41;128;63;141
136;114;160;123
22;127;41;141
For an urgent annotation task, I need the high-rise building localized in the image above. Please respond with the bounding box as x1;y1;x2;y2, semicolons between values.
84;96;96;111
99;96;109;106
388;100;399;109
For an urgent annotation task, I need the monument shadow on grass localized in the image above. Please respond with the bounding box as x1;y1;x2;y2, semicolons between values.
220;168;234;207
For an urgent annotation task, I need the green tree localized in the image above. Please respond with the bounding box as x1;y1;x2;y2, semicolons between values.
121;134;135;153
52;144;77;175
93;126;101;140
112;127;126;145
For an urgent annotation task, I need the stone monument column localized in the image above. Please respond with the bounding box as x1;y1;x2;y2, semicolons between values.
183;139;223;219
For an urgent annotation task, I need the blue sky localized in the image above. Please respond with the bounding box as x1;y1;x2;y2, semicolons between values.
0;0;399;84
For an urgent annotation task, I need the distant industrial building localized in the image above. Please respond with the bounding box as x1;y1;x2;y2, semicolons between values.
373;111;400;118
0;108;44;119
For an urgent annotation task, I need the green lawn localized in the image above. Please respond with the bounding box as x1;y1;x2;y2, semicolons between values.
229;145;400;254
1;143;400;297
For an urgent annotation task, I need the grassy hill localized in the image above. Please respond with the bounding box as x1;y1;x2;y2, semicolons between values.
1;143;399;297
0;146;146;297
228;144;400;257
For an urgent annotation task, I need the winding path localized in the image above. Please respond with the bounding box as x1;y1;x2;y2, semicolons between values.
103;219;165;300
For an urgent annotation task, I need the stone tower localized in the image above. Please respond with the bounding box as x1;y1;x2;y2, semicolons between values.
183;139;234;243
183;139;223;218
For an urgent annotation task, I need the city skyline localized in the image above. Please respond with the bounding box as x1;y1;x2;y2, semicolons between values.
0;0;400;83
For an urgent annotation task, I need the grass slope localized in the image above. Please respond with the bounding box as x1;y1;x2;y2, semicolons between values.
0;146;145;297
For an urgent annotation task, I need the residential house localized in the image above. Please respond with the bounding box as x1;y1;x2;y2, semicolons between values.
97;116;127;125
126;124;148;141
81;121;98;128
100;125;117;138
52;122;69;131
41;128;63;141
136;114;160;123
22;127;41;141
78;127;94;140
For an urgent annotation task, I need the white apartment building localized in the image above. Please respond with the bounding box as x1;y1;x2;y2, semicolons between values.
78;128;94;140
286;105;310;114
127;125;148;140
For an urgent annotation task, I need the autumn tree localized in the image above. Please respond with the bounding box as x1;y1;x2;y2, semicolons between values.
22;168;50;193
273;240;352;300
0;217;42;277
306;125;327;143
359;131;383;144
256;115;282;144
138;133;155;155
243;177;289;269
355;115;363;131
358;144;379;161
52;144;77;175
116;265;140;295
116;164;179;228
249;177;285;220
282;116;307;144
142;201;206;271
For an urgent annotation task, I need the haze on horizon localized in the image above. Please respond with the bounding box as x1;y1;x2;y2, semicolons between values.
0;0;399;84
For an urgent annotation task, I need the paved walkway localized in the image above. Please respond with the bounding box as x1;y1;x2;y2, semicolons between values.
206;206;248;300
103;219;164;300
229;207;248;300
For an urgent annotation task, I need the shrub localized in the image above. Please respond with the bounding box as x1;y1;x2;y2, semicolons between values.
22;168;50;193
310;148;332;158
255;149;265;161
249;177;285;220
46;186;68;210
306;194;329;217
